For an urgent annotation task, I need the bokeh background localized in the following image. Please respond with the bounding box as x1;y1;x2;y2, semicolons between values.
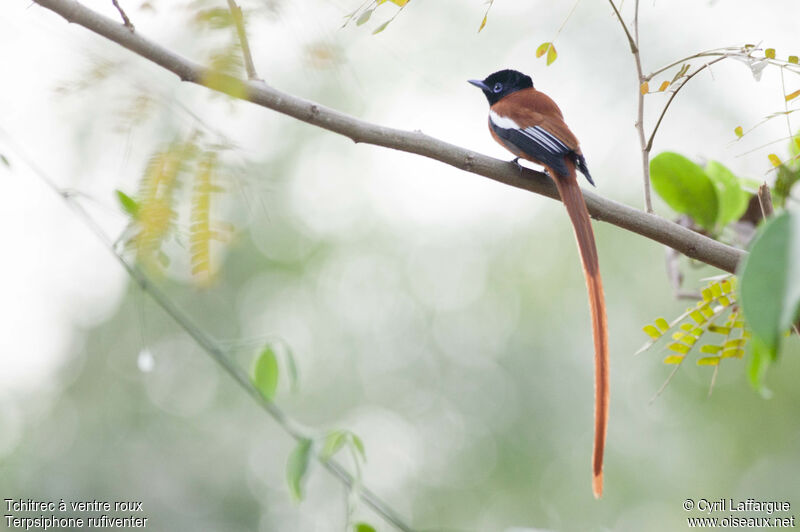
1;0;799;530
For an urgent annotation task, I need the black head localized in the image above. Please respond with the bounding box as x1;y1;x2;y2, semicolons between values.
468;69;534;106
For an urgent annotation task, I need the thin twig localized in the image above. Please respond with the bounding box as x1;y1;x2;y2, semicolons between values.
645;57;727;152
29;0;747;274
608;0;652;212
644;49;735;81
607;0;637;53
226;0;261;81
757;182;774;219
632;1;653;213
111;0;134;31
0;129;415;532
780;68;794;140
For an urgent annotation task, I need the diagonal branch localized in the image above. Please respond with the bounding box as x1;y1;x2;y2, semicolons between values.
31;0;745;274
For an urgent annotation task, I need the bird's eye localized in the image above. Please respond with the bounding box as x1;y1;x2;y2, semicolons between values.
492;83;503;93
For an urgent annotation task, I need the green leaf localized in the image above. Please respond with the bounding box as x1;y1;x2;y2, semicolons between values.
668;342;691;354
739;211;800;367
286;438;313;501
747;337;773;397
650;152;719;230
372;20;391;34
320;430;347;461
536;42;550;58
0;153;9;168
655;317;669;331
354;523;377;532
697;356;720;366
700;344;722;354
252;346;279;400
351;433;367;462
284;345;299;393
705;161;749;227
734;126;744;138
643;325;661;339
356;8;373;25
115;189;139;217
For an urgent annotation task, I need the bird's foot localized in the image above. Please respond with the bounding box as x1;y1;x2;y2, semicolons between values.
510;157;524;174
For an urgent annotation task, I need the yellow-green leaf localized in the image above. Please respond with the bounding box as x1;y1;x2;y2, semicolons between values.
546;43;558;65
356;8;373;25
700;344;722;354
536;42;550;58
690;310;707;325
372;20;391;34
697;356;720;366
663;355;684;364
734;126;744;138
768;153;782;167
722;348;745;359
789;55;799;64
253;346;279;400
655;318;669;332
765;48;776;59
668;342;691;354
643;325;661;339
710;283;722;298
708;324;731;334
286;438;312;501
724;338;747;348
388;0;409;6
478;14;488;32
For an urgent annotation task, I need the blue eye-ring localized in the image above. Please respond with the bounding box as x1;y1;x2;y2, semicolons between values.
492;83;503;93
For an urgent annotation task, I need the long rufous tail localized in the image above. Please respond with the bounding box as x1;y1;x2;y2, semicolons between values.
547;160;609;499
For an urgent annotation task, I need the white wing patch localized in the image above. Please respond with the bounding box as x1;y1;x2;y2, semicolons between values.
521;126;569;154
489;110;521;130
489;111;570;155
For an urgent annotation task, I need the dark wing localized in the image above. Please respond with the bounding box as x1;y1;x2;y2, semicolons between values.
490;88;594;185
490;120;573;177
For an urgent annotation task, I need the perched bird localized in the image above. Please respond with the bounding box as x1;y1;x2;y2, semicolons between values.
469;69;609;498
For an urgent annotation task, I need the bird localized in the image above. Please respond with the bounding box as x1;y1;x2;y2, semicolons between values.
469;69;609;499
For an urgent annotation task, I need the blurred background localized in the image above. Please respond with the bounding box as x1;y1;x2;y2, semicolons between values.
1;0;799;530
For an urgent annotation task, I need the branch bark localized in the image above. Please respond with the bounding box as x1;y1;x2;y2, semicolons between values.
31;0;745;274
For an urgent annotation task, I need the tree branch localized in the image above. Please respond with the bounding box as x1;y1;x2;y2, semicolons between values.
30;0;745;274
